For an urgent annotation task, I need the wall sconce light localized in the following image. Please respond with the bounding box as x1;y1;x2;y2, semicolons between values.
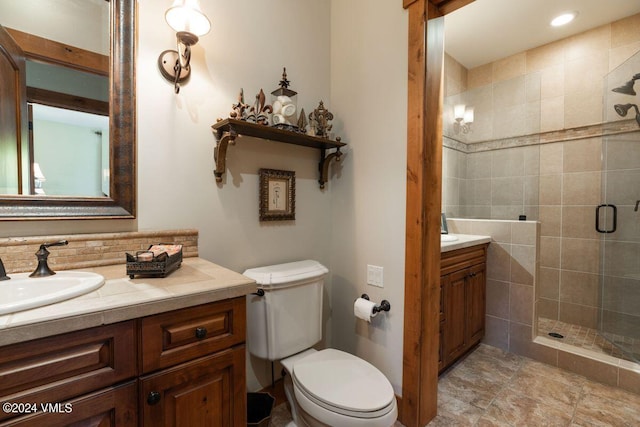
453;104;474;134
33;163;46;195
157;0;211;94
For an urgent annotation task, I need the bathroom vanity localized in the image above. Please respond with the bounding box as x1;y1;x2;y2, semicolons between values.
439;235;490;373
0;258;256;426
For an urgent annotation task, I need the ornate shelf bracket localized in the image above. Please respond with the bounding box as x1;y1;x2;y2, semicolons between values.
213;129;237;183
318;148;342;189
212;119;346;189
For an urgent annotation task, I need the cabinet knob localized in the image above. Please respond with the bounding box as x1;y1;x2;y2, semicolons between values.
195;327;208;339
147;391;161;405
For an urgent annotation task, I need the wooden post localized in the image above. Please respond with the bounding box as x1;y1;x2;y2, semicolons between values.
400;0;444;425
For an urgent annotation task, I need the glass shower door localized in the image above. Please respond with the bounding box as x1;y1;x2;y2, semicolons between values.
598;50;640;362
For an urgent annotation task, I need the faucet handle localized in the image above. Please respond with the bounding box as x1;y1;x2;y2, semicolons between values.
39;240;69;250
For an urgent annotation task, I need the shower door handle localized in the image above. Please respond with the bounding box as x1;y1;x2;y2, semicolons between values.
595;204;617;233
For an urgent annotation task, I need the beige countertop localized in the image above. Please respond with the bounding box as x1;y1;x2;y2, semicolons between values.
441;234;491;253
0;257;256;346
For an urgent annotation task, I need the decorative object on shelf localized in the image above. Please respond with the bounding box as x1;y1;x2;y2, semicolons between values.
297;108;308;132
246;89;272;126
259;169;295;221
212;119;345;189
229;88;250;120
453;104;474;134
271;68;299;131
157;0;211;94
308;101;333;138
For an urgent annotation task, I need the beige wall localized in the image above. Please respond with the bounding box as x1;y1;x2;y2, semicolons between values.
0;0;410;396
329;0;408;395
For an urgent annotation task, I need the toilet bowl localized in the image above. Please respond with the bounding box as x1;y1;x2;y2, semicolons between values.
244;260;397;427
281;348;397;427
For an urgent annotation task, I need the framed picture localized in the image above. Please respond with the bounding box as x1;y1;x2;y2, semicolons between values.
259;169;295;221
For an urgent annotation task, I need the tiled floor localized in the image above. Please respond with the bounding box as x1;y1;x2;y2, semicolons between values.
270;344;640;426
428;344;640;426
538;317;640;362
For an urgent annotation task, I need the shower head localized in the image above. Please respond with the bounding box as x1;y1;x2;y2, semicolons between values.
612;73;640;96
613;103;640;127
612;80;636;96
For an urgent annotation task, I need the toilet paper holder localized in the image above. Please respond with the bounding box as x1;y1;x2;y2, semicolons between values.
361;294;391;313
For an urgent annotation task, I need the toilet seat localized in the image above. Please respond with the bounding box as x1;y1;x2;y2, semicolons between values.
291;349;396;419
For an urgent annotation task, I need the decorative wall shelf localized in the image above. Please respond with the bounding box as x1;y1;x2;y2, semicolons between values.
212;119;346;189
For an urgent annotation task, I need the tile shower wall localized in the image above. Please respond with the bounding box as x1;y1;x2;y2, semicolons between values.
537;138;603;329
442;144;540;221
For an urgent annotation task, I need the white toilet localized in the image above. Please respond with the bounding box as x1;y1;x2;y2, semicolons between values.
244;260;397;427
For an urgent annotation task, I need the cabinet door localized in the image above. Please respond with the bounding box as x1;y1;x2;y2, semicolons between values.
466;262;486;346
2;381;137;427
140;346;246;427
441;269;468;366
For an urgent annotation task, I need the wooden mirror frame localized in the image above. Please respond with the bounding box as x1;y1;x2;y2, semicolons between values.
0;0;136;220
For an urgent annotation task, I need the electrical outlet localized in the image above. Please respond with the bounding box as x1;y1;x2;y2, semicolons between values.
367;265;384;288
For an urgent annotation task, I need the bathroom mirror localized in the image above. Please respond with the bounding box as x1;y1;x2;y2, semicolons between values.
0;0;135;219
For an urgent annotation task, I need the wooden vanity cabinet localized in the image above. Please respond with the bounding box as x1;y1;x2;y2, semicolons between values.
0;297;247;427
439;244;488;373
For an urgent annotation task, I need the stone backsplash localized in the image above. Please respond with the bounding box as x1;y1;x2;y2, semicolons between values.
0;229;198;274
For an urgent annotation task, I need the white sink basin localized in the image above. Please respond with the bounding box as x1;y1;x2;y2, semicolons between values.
441;234;459;242
0;271;105;315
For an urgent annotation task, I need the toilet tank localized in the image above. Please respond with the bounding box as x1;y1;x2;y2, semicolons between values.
244;260;328;361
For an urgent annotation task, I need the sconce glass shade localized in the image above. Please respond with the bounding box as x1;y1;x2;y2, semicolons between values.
33;163;46;181
463;107;474;124
165;0;211;37
454;104;466;121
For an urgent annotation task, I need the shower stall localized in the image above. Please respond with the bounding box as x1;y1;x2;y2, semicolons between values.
441;47;640;366
597;50;640;362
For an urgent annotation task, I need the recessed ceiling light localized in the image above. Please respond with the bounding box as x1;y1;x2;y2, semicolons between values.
551;12;577;27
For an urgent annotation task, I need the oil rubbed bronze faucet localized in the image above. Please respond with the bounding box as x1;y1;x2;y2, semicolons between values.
0;258;9;281
30;240;69;277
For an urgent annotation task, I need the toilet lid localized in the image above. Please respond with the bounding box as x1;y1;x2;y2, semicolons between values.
292;349;395;415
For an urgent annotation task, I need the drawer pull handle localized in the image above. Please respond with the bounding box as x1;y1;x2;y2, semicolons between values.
147;391;161;405
195;327;208;339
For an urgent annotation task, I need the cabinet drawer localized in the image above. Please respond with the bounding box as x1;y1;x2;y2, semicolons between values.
1;381;138;427
0;321;137;422
441;244;487;275
140;298;246;374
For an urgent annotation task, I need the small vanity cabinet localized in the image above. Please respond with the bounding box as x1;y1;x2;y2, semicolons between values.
439;243;488;373
0;297;247;426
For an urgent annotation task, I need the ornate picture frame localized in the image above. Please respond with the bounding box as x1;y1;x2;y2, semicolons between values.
259;169;295;221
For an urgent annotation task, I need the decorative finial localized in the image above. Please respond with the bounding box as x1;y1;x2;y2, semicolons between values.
279;67;290;89
297;108;308;131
